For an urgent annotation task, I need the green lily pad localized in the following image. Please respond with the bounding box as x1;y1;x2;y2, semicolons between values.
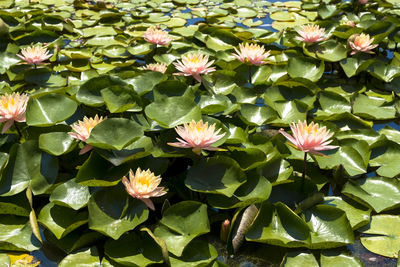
305;205;354;249
154;201;209;256
304;40;347;62
323;196;371;230
38;203;88;239
359;215;400;258
58;247;102;267
76;75;128;107
246;202;311;248
342;176;400;213
282;251;318;267
186;156;246;197
145;96;202;128
26;94;77;127
87;118;144;150
0;216;41;251
288;56;324;82
50;179;90;210
105;232;163;266
320;250;364;267
313;139;368;176
39;132;78;156
207;174;271;209
239;104;277;126
88;185;149;240
169;240;218;267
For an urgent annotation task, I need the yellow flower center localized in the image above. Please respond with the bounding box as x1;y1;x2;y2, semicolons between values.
1;97;15;110
138;175;151;187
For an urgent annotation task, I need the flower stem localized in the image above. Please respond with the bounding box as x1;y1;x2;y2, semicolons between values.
14;123;22;139
153;45;157;62
301;152;307;191
248;65;252;84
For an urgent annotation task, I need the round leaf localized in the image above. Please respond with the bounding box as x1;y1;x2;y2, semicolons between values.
185;156;246;197
87;118;143;150
26;94;77;127
88;185;149;240
39;132;77;156
145;96;202;128
288;57;324;82
50;179;90;210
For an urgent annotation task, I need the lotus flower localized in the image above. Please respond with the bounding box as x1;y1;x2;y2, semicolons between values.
122;168;167;211
17;45;52;65
232;43;270;66
279;120;338;156
173;53;216;82
144;26;173;46
168;120;225;155
296;24;327;45
0;93;29;134
142;63;167;73
68;115;106;155
349;33;378;55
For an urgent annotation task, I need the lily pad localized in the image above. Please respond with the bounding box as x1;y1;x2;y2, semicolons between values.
359;215;400;258
186;156;246;197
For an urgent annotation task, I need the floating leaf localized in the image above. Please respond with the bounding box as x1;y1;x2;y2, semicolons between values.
88;185;148;240
186;156;246;197
154;201;209;256
50;179;90;210
288;57;324;82
145;96;202;128
342;177;400;213
87;118;143;150
359;215;400;258
38;203;88;239
26;94;77;127
105;232;163;266
246;202;311;248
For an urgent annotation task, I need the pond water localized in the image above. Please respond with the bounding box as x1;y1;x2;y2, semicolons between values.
3;0;398;266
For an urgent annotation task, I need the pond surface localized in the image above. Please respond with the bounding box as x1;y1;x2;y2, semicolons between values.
2;0;399;265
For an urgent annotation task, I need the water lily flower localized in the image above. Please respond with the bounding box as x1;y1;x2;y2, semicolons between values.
349;33;378;55
0;93;29;134
144;26;173;46
142;63;167;73
168;120;225;155
16;45;52;65
173;53;216;82
279;120;338;156
122;168;167;211
68;115;106;155
296;24;327;45
232;43;270;66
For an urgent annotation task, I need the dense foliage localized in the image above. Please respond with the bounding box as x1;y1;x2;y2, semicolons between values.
0;0;400;266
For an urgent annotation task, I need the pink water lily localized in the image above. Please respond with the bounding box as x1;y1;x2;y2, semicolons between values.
232;43;270;66
279;120;338;156
296;24;327;45
349;33;378;55
17;45;52;65
144;26;173;46
0;93;29;134
68;115;106;155
142;63;167;73
122;168;167;211
168;120;225;155
173;53;216;82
